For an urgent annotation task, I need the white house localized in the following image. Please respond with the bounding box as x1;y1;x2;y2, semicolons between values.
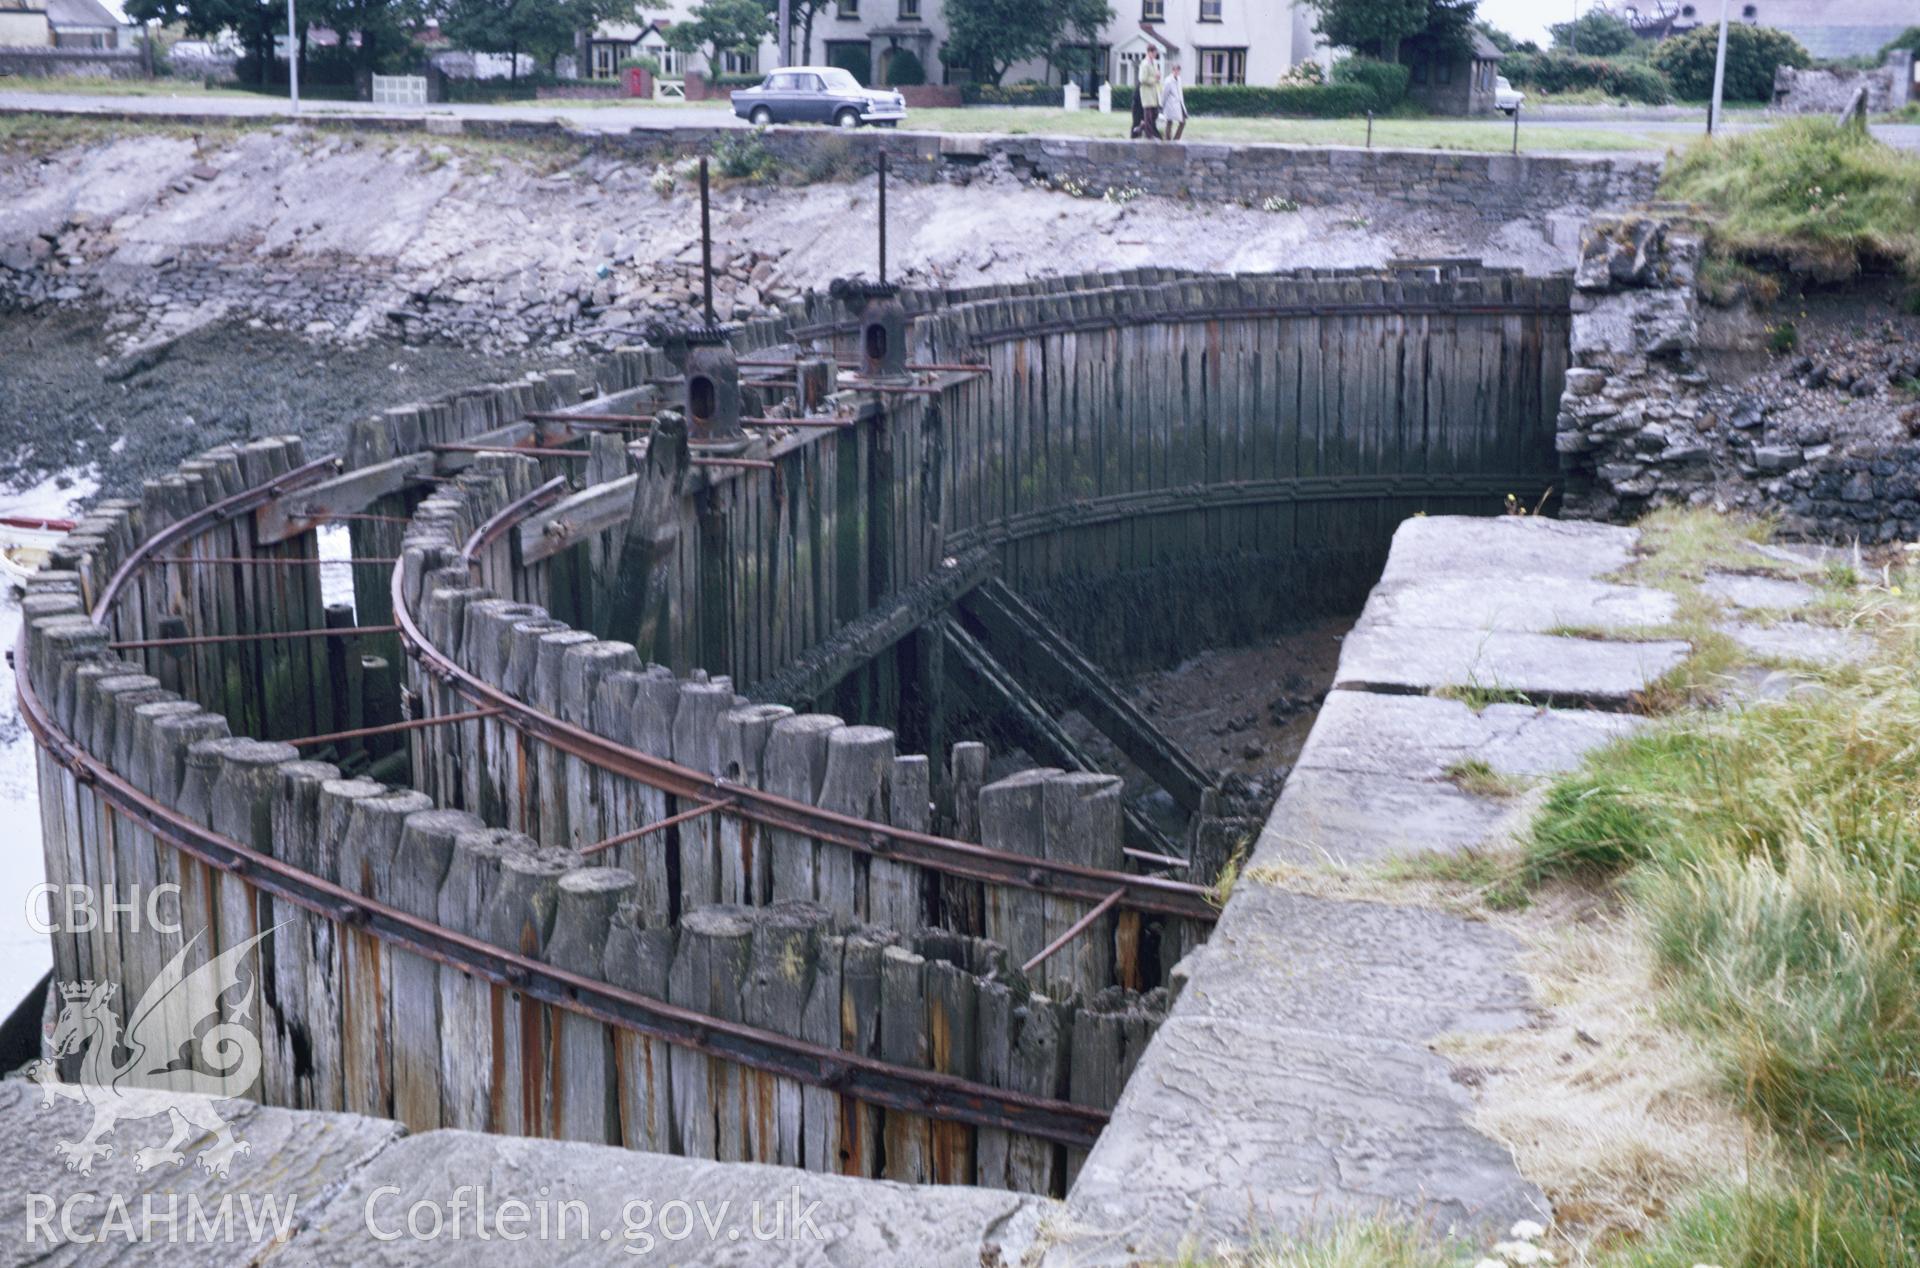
582;0;1326;89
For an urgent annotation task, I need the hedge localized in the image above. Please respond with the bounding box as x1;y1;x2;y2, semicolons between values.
1330;57;1409;110
1499;52;1672;104
962;79;1380;116
1653;23;1810;101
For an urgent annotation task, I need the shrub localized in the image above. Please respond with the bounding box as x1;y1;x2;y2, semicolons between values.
1330;57;1409;110
1880;26;1920;59
1186;82;1377;117
1499;51;1671;104
881;48;925;87
710;131;775;181
959;81;1062;106
617;56;661;75
1654;23;1811;101
1548;11;1635;57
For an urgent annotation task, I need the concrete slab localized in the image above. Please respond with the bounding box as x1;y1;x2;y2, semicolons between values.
1335;625;1690;706
1725;620;1871;666
1296;692;1638;782
283;1130;1052;1266
1701;572;1819;612
1061;886;1543;1259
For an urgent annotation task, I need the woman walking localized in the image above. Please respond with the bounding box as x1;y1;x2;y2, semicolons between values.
1160;56;1187;140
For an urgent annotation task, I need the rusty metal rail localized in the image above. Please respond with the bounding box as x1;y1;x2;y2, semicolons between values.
392;562;1219;924
12;642;1105;1148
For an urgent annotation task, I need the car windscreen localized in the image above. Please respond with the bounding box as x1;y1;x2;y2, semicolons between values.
818;69;862;92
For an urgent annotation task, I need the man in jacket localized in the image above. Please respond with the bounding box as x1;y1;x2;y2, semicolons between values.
1137;46;1162;140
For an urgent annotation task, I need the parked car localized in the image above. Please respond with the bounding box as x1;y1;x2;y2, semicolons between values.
1494;75;1525;115
731;67;907;129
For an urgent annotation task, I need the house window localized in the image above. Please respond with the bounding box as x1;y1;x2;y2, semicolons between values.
722;48;757;74
1198;0;1221;20
1436;59;1452;85
837;0;858;17
1410;60;1428;84
899;0;919;18
1117;50;1142;85
1197;47;1244;85
1741;3;1755;16
655;46;683;77
590;43;620;79
1141;0;1164;19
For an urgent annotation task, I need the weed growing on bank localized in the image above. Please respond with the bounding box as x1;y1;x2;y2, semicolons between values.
1515;516;1920;1263
1662;119;1920;282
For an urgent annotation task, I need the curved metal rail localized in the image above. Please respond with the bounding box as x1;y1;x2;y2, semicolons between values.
14;619;1107;1148
393;561;1220;923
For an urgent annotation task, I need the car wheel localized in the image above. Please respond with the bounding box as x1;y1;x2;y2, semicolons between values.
750;106;773;126
835;108;861;129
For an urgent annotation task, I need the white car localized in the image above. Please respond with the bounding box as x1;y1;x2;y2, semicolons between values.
1495;75;1525;116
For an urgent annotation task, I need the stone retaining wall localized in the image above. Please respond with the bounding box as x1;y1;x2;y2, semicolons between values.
0;46;144;79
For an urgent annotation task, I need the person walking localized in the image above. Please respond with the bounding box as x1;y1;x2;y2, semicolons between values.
1137;46;1162;140
1161;56;1187;141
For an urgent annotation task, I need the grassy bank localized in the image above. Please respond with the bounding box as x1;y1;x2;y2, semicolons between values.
1513;512;1919;1265
1663;118;1920;281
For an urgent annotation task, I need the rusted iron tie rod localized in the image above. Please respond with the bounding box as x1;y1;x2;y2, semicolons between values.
153;555;399;567
1123;847;1189;871
581;796;736;858
695;457;776;470
1020;888;1126;973
523;411;654;425
304;512;414;525
289;706;504;749
434;444;591;459
841;381;943;396
740;418;855;429
111;624;400;651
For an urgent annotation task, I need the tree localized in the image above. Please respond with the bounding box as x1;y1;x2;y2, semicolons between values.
125;0;280;85
942;0;1067;83
443;0;615;78
1549;10;1633;57
1306;0;1428;64
1051;0;1113;91
1308;0;1477;65
1653;22;1810;102
667;0;772;72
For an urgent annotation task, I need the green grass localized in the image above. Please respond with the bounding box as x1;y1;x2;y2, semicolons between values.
1442;757;1528;799
1512;519;1920;1263
1662;118;1920;281
0;76;260;98
898;107;1674;153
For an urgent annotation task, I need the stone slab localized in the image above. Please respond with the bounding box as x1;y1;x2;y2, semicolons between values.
1335;624;1690;706
1354;573;1676;635
1376;515;1642;587
0;1079;403;1267
1702;572;1819;612
285;1130;1052;1266
1251;765;1521;867
1725;620;1870;666
1295;691;1639;783
1061;885;1543;1260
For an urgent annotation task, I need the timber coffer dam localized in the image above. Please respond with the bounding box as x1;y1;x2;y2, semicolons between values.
16;261;1569;1239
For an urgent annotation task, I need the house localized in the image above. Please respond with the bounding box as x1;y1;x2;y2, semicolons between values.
0;0;122;48
1612;0;1913;60
1400;28;1501;116
578;0;1325;90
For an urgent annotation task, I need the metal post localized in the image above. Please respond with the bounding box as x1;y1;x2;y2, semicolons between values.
1707;0;1731;134
877;151;888;285
287;0;299;115
1512;101;1520;155
778;0;791;66
699;156;715;325
1366;109;1373;148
